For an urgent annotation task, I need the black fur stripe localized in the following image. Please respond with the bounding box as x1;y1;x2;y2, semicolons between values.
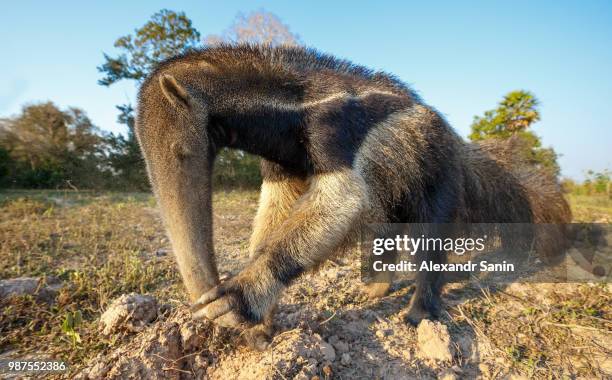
266;252;306;286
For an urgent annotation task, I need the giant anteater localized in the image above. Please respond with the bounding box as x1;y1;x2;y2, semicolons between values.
135;44;571;348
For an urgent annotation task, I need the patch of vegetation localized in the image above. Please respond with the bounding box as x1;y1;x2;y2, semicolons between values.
0;189;257;374
455;283;611;378
1;190;610;378
568;193;612;222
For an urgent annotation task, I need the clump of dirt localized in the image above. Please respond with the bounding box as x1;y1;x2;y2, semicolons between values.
416;319;454;363
79;310;197;379
99;293;159;335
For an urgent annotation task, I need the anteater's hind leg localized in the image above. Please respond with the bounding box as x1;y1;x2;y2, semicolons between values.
404;240;446;325
404;181;460;325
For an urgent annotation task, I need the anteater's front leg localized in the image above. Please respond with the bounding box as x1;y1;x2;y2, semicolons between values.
191;169;367;333
248;161;308;260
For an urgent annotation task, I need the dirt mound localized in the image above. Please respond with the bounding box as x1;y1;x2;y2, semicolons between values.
81;322;183;379
74;257;611;379
75;260;465;379
99;293;159;335
77;308;345;380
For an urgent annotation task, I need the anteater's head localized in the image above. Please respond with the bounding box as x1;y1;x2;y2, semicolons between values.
134;68;220;301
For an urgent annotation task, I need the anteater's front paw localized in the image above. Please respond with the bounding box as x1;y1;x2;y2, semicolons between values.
190;279;259;329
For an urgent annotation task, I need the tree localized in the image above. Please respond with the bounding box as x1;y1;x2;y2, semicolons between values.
0;102;109;188
469;90;560;177
98;9;201;86
584;170;611;196
104;104;150;190
98;10;201;189
469;90;540;140
0;142;13;187
205;10;300;46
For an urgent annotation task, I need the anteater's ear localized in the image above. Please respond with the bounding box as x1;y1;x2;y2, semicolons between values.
159;74;190;109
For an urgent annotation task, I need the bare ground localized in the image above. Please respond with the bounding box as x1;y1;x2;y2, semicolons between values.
0;190;610;379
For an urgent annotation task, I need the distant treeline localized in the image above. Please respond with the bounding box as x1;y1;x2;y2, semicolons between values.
562;170;611;197
0;102;261;190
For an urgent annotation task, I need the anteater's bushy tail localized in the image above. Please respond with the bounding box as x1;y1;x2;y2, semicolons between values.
461;136;571;260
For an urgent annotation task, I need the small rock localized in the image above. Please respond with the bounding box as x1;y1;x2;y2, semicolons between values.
456;333;479;363
319;341;336;362
295;360;317;380
376;328;393;339
340;353;351;365
332;340;350;354
0;276;61;303
505;282;530;295
361;310;378;322
494;356;507;365
297;343;313;359
193;355;209;378
99;293;158;335
343;320;367;335
417;320;454;362
154;249;168;257
0;277;38;297
82;355;111;379
327;335;339;345
401;349;412;361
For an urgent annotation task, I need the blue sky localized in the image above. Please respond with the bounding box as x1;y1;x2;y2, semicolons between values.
1;1;610;179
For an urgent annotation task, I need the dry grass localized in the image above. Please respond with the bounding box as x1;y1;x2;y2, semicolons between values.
568;193;612;223
451;282;611;377
0;189;257;372
0;189;610;378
